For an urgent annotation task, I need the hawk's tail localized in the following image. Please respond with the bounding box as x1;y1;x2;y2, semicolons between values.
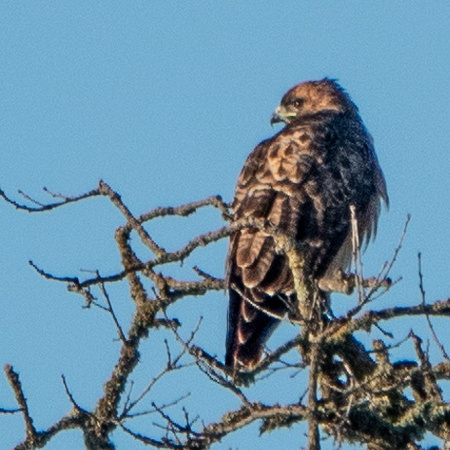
225;288;284;370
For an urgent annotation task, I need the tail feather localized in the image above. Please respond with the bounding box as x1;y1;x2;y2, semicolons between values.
225;288;284;369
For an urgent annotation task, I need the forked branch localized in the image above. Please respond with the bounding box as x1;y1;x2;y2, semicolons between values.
1;183;449;449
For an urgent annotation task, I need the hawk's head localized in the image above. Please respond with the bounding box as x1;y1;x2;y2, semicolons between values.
271;78;358;125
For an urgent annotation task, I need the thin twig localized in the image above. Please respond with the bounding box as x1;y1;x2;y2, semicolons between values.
61;375;86;414
125;394;191;419
99;181;165;256
418;253;450;362
363;214;411;303
4;365;37;444
121;337;192;417
0;407;22;414
0;186;100;212
98;278;128;344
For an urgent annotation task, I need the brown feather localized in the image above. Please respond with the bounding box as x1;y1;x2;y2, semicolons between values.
235;231;267;268
226;78;388;370
241;237;275;288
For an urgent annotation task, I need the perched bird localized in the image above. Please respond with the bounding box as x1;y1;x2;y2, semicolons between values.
225;78;388;370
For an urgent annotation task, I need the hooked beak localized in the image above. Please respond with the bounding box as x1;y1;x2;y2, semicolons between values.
270;105;296;126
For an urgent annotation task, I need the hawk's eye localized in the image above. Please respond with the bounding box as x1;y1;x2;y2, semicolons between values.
291;98;305;108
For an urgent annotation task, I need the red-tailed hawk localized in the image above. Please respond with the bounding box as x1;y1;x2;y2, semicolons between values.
225;78;388;370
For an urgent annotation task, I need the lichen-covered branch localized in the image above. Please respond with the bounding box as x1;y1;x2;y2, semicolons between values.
1;183;449;449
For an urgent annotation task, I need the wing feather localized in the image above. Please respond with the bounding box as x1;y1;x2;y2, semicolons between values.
241;237;275;288
226;128;318;368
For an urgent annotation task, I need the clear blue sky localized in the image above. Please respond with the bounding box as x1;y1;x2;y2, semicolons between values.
0;2;449;449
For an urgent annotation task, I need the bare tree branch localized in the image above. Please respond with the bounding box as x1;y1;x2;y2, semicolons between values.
1;184;449;449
